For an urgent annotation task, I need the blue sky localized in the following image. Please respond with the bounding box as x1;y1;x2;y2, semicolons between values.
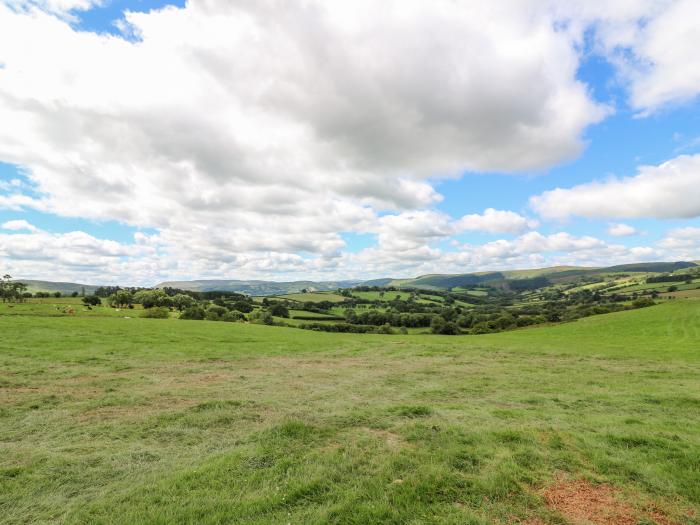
1;1;699;284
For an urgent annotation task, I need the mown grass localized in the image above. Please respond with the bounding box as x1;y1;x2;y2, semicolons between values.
1;302;699;524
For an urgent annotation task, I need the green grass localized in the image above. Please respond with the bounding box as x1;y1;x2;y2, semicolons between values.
0;298;143;318
453;288;488;296
1;302;699;524
351;291;413;301
270;292;347;303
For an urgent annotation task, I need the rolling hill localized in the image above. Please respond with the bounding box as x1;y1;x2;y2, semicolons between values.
372;261;698;290
154;279;362;295
15;261;697;296
16;280;100;295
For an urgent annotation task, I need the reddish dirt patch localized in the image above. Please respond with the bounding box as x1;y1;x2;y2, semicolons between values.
538;478;677;525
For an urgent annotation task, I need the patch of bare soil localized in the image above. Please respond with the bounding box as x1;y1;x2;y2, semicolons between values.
531;478;678;525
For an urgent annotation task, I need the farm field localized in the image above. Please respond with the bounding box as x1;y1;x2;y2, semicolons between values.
351;290;414;301
1;301;699;524
266;292;347;303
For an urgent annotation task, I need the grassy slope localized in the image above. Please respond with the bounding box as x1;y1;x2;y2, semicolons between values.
265;292;347;303
17;280;99;295
1;302;699;524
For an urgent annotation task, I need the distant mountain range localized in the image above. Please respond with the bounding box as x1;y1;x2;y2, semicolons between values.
367;261;699;290
16;261;698;296
16;280;101;295
154;279;363;295
156;261;698;293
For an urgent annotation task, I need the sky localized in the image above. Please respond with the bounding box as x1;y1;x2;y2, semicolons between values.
1;0;700;285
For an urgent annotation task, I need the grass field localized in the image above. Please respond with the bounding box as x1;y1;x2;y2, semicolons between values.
0;298;142;318
351;291;414;302
1;302;699;524
269;292;347;303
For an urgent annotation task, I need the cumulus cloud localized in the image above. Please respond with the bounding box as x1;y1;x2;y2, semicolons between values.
657;227;700;251
607;223;637;237
531;154;700;220
1;1;699;282
457;208;538;235
597;0;700;112
1;219;38;232
0;1;606;270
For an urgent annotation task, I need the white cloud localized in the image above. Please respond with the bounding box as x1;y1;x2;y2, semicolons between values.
607;223;637;237
4;0;103;18
0;0;607;276
1;219;38;232
599;0;700;112
457;208;538;235
657;227;700;251
1;1;699;283
531;154;700;220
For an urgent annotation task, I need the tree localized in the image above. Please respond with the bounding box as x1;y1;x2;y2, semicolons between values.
430;315;446;334
108;290;134;308
53;292;62;298
0;275;27;303
180;306;206;320
344;309;357;324
232;300;254;313
170;293;195;311
82;295;102;306
269;304;289;318
205;305;228;321
133;289;171;309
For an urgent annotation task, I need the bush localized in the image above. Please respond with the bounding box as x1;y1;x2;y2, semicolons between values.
232;301;254;313
250;310;274;325
205;305;228;321
141;307;170;319
222;310;245;322
632;297;656;309
180;306;206;320
373;323;394;334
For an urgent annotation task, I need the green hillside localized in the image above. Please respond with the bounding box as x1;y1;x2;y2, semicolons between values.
155;279;360;295
17;279;99;295
1;301;698;524
373;261;698;291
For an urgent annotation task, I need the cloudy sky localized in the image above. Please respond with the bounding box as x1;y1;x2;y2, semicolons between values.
1;0;700;285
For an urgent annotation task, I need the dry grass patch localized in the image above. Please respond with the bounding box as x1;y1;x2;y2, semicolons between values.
538;478;679;525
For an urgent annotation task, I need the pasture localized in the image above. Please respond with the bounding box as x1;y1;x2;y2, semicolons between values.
1;301;699;524
265;292;347;303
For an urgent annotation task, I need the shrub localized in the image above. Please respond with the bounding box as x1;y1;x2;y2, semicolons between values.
205;305;228;321
180;306;206;320
222;310;245;322
250;309;274;325
232;301;254;313
632;297;656;309
373;323;394;334
141;307;170;319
